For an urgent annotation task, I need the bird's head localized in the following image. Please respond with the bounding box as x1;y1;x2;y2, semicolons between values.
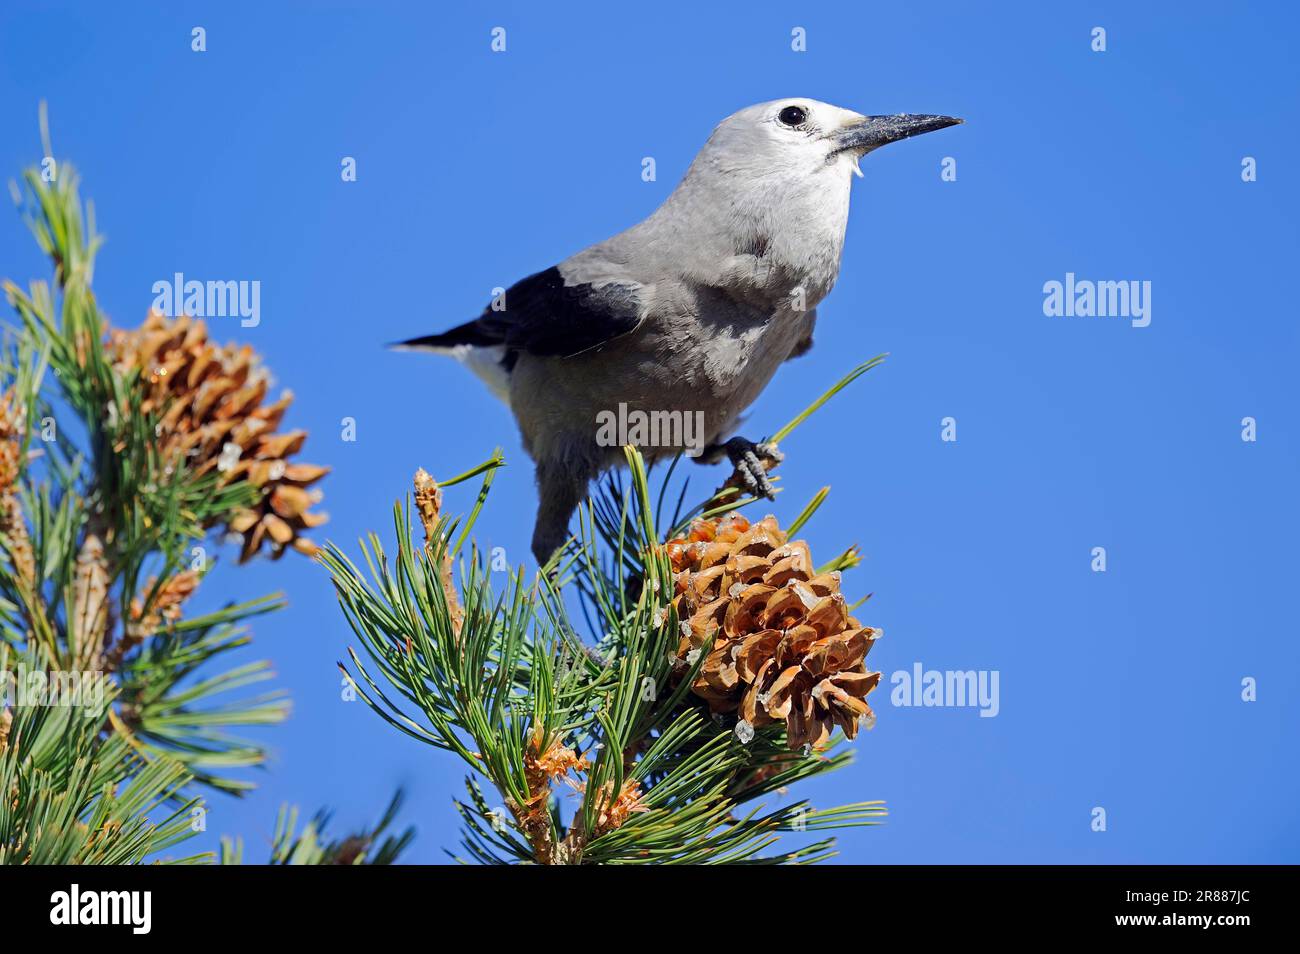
704;98;962;180
656;99;963;302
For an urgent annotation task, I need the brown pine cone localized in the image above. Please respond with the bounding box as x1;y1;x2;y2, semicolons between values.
0;390;19;496
0;390;35;589
665;513;881;751
107;312;328;561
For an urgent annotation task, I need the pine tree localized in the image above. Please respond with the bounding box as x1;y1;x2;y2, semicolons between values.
4;116;889;866
324;361;890;864
1;113;407;865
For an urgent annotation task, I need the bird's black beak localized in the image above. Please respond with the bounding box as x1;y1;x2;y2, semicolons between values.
832;114;963;155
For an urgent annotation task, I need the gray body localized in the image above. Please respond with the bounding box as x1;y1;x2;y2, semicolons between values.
398;99;961;562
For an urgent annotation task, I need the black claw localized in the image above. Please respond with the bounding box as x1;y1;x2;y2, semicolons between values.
724;437;781;500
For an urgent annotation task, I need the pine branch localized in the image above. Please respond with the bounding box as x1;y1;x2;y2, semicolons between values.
1;111;333;863
219;791;414;865
0;644;206;864
326;359;891;864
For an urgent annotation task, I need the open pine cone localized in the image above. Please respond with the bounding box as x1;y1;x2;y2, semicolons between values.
665;513;881;751
107;312;328;561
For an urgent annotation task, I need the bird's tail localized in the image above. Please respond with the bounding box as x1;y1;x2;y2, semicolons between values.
389;321;497;353
390;326;513;405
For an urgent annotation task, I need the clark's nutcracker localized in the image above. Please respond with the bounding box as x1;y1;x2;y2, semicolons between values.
397;99;961;564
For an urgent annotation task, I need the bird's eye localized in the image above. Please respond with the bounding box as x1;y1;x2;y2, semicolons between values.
777;105;808;127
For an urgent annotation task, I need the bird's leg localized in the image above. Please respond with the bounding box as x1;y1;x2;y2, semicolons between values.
692;441;731;466
717;436;784;500
531;463;589;567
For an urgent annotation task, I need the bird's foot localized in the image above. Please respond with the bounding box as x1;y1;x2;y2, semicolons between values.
722;436;783;500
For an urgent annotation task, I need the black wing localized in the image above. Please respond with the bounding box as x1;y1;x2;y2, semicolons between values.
396;266;643;359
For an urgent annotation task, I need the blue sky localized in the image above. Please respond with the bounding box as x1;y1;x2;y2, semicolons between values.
2;1;1296;864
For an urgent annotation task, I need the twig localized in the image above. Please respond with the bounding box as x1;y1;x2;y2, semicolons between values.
413;468;464;638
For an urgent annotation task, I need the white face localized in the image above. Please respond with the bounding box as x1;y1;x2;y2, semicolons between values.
703;98;871;180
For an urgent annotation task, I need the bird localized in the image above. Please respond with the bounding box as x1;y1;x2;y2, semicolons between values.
396;99;961;565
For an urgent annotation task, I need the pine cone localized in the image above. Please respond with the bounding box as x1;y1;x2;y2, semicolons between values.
665;513;881;751
0;390;35;589
106;312;328;561
0;390;19;497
